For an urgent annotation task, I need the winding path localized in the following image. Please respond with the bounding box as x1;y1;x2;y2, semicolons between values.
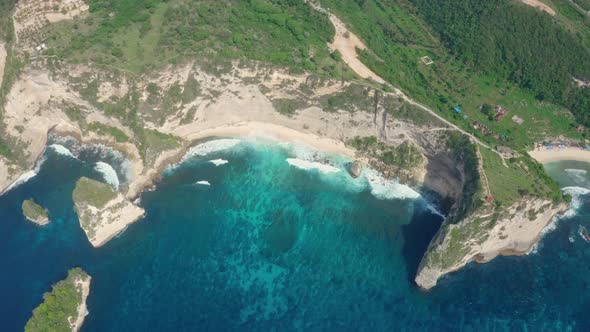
307;1;507;166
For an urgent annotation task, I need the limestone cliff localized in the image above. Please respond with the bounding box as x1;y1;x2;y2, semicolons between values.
73;177;145;247
415;198;568;290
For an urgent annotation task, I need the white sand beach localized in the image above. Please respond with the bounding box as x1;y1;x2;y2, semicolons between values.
181;122;356;157
528;147;590;164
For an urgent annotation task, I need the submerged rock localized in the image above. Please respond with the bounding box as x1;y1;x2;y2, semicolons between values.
349;161;362;178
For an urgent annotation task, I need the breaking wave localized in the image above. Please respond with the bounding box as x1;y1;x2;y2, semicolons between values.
209;159;229;166
48;144;76;158
283;145;422;202
183;139;241;161
565;168;588;176
196;181;211;186
529;186;590;254
362;168;421;200
94;162;120;190
562;186;590;218
286;158;341;174
3;170;38;194
2;154;47;194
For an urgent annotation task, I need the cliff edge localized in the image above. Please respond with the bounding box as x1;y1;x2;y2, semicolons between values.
416;198;567;290
73;177;144;247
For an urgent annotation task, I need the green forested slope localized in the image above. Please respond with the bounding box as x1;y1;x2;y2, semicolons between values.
46;0;350;77
411;0;590;126
318;0;584;149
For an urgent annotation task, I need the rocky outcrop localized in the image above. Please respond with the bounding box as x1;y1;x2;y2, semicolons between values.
21;199;49;225
348;160;362;178
73;177;144;247
415;198;568;290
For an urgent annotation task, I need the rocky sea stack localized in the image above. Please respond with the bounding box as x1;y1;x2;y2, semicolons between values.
349;161;362;178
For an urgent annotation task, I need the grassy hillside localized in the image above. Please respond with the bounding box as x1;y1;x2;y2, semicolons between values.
44;0;353;78
318;0;585;150
410;0;590;128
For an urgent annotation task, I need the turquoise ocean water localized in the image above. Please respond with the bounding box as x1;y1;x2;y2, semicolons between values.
2;138;590;331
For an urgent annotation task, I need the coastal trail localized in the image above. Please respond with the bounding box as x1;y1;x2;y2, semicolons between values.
307;0;508;166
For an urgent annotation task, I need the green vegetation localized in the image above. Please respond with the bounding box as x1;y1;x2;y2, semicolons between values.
445;132;482;221
349;136;423;169
63;105;84;124
87;122;129;142
480;148;564;206
319;84;374;112
44;0;352;78
21;199;49;223
73;177;117;209
384;97;444;127
318;0;584;149
410;0;590;129
140;129;180;163
25;268;89;332
427;212;496;270
271;98;309;115
0;0;24;161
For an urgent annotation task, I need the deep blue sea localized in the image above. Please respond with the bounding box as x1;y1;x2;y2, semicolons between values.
2;139;590;331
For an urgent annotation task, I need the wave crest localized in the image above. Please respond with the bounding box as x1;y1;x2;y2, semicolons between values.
49;144;76;158
94;162;120;190
363;168;421;200
286;158;340;174
183;139;241;161
565;168;588;176
561;186;590;219
209;159;229;166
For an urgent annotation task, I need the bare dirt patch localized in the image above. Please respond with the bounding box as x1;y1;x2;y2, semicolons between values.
518;0;556;15
0;43;6;88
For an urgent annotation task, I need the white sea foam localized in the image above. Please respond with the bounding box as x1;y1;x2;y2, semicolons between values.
565;168;588;176
565;169;589;185
424;203;445;219
529;186;590;254
209;159;229;166
3;170;37;193
196;181;211;186
48;144;75;158
94;162;120;190
363;168;421;200
119;158;133;184
183;139;241;161
562;186;590;197
562;186;590;218
286;158;341;174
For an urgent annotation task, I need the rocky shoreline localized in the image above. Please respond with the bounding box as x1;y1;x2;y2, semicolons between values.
415;198;569;290
73;177;145;248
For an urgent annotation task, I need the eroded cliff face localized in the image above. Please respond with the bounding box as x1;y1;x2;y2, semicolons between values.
415;198;568;290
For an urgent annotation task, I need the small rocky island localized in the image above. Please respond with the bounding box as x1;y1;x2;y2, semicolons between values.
21;199;49;225
73;177;145;247
25;268;91;332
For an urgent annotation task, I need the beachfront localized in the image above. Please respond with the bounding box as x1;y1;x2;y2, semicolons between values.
529;146;590;164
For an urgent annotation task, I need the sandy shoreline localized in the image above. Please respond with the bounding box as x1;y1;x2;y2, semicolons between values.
528;147;590;164
181;122;356;157
127;121;357;199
